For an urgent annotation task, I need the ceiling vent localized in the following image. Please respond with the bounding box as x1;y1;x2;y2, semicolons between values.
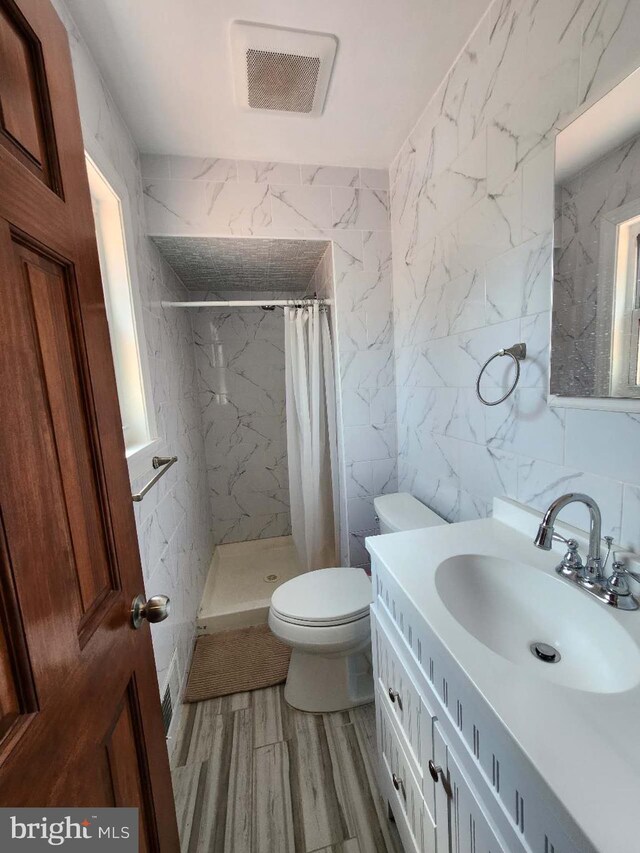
230;21;338;117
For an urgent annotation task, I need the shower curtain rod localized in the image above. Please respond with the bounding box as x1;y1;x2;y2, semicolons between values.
161;298;330;308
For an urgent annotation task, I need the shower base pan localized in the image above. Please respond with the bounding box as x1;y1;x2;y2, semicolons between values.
197;535;303;634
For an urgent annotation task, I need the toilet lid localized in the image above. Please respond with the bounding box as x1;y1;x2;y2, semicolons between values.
271;567;372;625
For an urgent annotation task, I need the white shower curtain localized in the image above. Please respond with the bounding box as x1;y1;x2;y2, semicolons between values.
284;304;339;571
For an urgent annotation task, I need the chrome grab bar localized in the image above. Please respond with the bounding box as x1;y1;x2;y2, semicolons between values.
132;456;177;502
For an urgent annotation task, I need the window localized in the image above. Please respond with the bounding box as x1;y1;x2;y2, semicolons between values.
86;154;155;459
611;213;640;396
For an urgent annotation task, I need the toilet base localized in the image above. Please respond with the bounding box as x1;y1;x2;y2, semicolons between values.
283;647;374;713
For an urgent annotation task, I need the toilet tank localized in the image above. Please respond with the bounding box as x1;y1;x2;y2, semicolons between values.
374;492;447;534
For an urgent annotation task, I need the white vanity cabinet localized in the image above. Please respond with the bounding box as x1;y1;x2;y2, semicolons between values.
371;555;594;853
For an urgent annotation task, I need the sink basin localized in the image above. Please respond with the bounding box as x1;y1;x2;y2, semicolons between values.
435;554;640;694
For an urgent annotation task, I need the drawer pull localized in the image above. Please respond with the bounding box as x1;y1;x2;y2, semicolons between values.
428;760;453;799
388;687;403;710
392;772;406;800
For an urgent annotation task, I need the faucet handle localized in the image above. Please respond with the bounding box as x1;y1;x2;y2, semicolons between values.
609;553;640;584
555;538;584;577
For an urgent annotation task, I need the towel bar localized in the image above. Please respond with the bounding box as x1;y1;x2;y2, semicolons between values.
132;455;178;502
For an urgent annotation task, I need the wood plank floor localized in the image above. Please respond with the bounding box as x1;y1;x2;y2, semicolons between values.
171;686;403;853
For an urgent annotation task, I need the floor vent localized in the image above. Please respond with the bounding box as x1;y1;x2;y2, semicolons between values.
231;21;338;117
161;684;173;737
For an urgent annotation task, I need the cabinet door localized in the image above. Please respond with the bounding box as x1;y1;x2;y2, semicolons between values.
434;723;508;853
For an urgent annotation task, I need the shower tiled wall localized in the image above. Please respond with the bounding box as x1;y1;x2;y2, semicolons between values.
142;157;397;568
193;307;291;543
391;0;640;548
54;0;214;722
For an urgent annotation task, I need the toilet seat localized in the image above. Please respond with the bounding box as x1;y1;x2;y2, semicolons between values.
270;567;371;627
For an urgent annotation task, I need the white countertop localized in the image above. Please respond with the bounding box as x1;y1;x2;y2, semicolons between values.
367;500;640;853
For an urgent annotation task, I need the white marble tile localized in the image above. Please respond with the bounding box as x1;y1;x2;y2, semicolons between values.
237;160;301;184
344;424;396;464
332;188;389;230
270;185;333;230
170;156;238;182
621;484;640;553
202;182;272;234
363;230;392;276
347;496;376;533
517;457;623;540
144;180;207;234
140;154;171;180
446;269;486;335
346;463;374;499
360;168;389;191
341;388;371;427
485;389;565;465
522;143;555;240
579;0;640;107
370;387;396;425
564;409;640;485
340;349;394;390
301;164;359;187
433;132;487;230
485;232;552;324
372;458;398;496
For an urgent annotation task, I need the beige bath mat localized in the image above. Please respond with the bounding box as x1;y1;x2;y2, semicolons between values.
184;623;291;703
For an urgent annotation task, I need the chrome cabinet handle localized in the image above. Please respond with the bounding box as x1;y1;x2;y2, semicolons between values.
392;772;406;800
388;687;403;710
131;594;170;629
428;760;452;799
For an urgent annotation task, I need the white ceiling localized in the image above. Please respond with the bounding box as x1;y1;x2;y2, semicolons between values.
65;0;491;168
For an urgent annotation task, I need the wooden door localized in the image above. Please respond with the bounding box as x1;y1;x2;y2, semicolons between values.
0;0;179;848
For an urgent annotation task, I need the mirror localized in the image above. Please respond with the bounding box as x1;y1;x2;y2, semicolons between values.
552;68;640;401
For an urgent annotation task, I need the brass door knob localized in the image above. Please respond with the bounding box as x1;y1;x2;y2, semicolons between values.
131;594;170;629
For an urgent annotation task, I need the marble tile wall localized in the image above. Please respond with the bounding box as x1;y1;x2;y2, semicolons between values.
53;0;214;729
192;307;291;544
142;157;397;568
390;0;640;549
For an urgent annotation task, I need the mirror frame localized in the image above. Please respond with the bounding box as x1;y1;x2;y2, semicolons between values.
548;66;640;414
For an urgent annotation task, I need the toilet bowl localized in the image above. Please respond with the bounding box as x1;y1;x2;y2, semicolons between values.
269;493;447;712
269;567;373;712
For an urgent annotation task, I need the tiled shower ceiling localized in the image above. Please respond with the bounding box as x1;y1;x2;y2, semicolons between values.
151;236;329;292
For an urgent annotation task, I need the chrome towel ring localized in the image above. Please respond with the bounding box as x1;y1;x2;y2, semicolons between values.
476;343;527;406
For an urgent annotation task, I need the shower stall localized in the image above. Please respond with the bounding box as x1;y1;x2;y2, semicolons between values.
152;236;342;633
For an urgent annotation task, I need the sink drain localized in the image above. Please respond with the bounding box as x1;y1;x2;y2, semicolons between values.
530;642;561;663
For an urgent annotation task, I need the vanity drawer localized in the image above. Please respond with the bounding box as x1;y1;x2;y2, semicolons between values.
372;605;438;824
377;693;436;853
372;606;424;773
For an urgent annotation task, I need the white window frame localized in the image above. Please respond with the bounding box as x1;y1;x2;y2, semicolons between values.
610;214;640;396
84;143;160;480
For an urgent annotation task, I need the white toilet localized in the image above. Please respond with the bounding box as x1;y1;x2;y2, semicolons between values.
269;492;446;712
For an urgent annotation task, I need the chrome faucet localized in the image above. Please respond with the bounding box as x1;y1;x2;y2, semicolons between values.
533;493;638;610
534;492;603;582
